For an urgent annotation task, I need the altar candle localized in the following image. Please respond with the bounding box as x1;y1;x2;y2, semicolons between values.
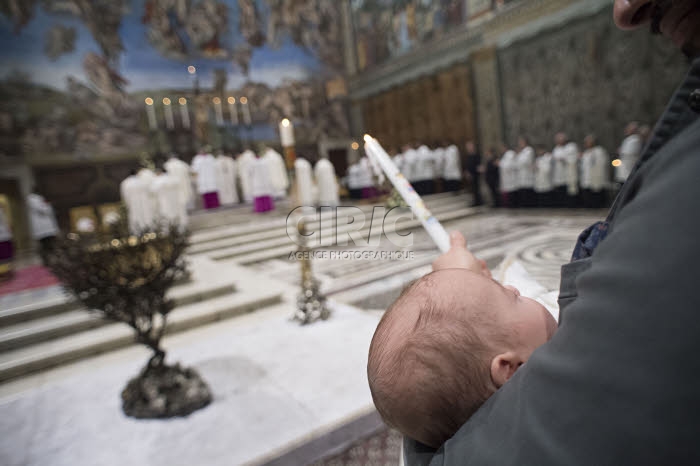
363;134;451;253
144;97;157;129
227;96;239;125
213;97;224;126
279;118;295;147
179;97;190;129
240;96;252;126
162;98;174;129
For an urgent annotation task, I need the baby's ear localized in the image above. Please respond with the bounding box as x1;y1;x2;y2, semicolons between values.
490;352;523;388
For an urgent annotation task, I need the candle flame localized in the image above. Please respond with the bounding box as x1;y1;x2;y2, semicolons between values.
179;97;187;105
212;97;221;105
145;97;154;105
363;134;373;143
351;142;360;150
162;97;171;105
187;65;196;74
612;159;622;167
227;96;236;104
281;118;290;127
240;96;248;105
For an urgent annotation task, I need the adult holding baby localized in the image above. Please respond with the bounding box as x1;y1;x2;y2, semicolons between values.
395;1;700;464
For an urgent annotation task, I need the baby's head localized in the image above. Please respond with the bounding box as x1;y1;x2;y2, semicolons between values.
367;269;557;448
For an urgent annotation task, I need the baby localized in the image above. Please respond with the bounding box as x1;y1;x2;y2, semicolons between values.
367;233;558;449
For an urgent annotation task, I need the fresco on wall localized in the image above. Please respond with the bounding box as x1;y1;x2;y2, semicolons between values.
0;0;348;160
351;0;466;71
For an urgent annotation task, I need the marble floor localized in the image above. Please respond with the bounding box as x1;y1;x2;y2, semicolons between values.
0;207;607;466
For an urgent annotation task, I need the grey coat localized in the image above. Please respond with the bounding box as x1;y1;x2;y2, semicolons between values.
405;57;700;465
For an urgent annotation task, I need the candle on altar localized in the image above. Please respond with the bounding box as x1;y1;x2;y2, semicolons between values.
212;97;224;126
279;118;295;147
227;96;239;125
178;97;190;129
363;134;451;253
162;98;174;129
144;97;157;130
240;96;252;126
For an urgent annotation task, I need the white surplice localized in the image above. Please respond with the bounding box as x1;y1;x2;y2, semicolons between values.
262;148;289;198
237;150;257;203
314;158;340;207
215;155;239;205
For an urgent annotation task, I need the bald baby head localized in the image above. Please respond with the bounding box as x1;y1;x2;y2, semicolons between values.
367;269;556;448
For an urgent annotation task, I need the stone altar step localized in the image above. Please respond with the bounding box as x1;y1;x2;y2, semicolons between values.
208;200;477;263
189;194;470;255
229;206;483;265
0;284;283;383
189;192;468;246
0;257;238;329
189;199;292;232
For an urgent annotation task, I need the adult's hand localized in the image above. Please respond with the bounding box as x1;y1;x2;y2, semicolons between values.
432;231;490;277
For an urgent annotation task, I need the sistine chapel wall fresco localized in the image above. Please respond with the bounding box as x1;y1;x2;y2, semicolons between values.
0;0;349;161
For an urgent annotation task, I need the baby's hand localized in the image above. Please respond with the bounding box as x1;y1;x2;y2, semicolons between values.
432;231;491;278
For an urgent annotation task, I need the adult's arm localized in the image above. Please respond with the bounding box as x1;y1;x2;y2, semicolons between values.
406;118;700;465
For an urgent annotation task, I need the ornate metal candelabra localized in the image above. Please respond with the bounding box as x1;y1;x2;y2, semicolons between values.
294;218;330;324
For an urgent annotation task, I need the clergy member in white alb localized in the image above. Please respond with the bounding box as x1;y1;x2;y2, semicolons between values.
151;168;187;227
414;144;436;195
250;153;275;213
616;121;642;183
580;134;609;208
121;169;156;233
358;156;376;199
442;144;461;192
164;154;194;211
237;149;256;203
261;146;289;199
295;157;316;210
191;148;220;209
314;157;340;207
552;133;579;207
215;151;239;206
534;147;553;207
498;143;517;208
514;136;536;207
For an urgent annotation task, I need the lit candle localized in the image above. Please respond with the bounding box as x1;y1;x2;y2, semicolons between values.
363;134;451;253
179;97;190;129
213;97;224;126
240;96;252;126
227;96;239;125
279;118;295;147
162;97;174;129
144;97;157;130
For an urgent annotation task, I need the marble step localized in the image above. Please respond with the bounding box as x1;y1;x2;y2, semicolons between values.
189;199;293;232
232;207;484;265
0;286;283;383
208;200;476;263
0;280;238;351
189;192;468;245
0;257;236;328
187;196;466;254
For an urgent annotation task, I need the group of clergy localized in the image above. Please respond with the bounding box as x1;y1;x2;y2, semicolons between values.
497;124;645;209
120;147;344;233
344;143;463;199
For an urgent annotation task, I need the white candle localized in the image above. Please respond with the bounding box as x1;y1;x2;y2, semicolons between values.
162;98;174;129
227;97;239;125
145;98;157;129
279;118;295;147
364;134;451;253
240;97;252;126
179;97;190;129
213;97;224;126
